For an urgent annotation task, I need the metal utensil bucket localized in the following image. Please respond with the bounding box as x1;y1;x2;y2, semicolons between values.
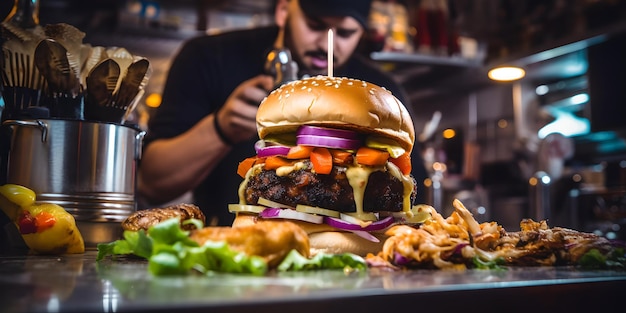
3;118;145;247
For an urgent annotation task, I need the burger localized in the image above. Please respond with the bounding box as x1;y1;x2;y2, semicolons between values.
229;75;428;256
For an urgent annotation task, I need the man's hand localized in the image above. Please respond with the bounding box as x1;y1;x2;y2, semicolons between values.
215;75;274;144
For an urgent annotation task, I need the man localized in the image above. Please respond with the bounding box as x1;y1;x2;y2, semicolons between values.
138;0;427;225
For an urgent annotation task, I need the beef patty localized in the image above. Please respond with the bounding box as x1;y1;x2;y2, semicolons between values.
244;164;416;213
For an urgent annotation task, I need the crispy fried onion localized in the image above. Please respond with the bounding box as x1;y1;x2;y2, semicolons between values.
367;199;618;270
366;199;526;270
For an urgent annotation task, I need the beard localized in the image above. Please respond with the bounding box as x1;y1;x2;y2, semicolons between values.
283;19;337;78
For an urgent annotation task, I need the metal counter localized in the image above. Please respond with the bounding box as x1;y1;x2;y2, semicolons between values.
0;251;624;313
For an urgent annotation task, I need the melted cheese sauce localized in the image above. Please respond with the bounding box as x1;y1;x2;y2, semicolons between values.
386;162;415;215
275;161;305;176
238;163;264;204
346;165;376;219
239;160;415;218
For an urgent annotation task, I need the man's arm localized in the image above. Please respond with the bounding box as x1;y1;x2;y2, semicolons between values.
138;74;273;205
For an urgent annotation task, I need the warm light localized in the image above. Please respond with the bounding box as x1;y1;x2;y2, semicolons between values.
442;128;456;139
488;66;526;81
145;93;162;108
432;162;446;172
497;119;508;128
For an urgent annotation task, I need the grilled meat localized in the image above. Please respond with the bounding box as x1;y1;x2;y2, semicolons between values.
245;164;416;213
190;220;310;268
500;219;615;266
122;203;206;231
369;199;621;270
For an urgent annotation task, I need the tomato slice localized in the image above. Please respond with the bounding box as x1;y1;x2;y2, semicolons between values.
310;147;333;174
330;149;353;165
287;145;314;159
356;146;389;166
264;156;294;170
237;157;258;178
390;152;412;175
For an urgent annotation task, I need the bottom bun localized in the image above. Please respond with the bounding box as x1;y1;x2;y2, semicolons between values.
232;213;387;256
308;231;387;256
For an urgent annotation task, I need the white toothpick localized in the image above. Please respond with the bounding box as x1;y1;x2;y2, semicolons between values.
327;29;333;77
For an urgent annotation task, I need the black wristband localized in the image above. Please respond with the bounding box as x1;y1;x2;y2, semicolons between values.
213;111;234;146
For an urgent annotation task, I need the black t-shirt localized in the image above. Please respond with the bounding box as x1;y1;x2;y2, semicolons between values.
145;26;427;226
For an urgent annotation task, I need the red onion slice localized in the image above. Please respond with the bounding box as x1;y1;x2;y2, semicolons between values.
255;140;291;157
296;135;362;150
323;215;394;231
297;125;360;140
259;208;323;224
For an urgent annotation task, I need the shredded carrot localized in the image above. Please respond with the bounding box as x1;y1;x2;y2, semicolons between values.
390;152;412;175
287;145;314;159
310;147;333;174
35;211;56;232
264;156;294;170
356;146;389;166
237;156;258;178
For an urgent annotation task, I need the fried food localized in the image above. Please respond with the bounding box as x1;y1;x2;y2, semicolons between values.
190;219;310;268
368;199;619;270
122;203;205;231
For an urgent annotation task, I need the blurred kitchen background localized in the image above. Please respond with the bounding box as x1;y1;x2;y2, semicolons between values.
2;0;626;239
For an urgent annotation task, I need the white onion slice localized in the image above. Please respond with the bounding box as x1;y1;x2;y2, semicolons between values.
340;212;379;222
296;135;362;150
349;230;380;243
295;204;340;217
259;208;323;224
228;204;266;214
297;125;360;140
324;216;394;231
258;197;295;209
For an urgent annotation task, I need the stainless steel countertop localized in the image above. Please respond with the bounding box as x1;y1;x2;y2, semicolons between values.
0;251;624;313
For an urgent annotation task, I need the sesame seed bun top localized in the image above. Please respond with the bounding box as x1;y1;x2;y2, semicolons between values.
256;76;415;152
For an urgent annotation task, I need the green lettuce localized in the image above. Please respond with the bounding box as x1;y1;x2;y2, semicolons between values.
97;217;368;276
97;218;267;276
278;249;367;271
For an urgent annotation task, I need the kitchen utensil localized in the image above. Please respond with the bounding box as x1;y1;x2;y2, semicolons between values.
115;58;149;112
43;23;84;85
84;58;122;122
34;38;80;95
1;22;46;118
3;118;145;247
33;38;83;119
79;45;106;87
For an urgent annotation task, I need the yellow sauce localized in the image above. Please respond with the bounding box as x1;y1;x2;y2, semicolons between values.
346;165;378;219
238;159;415;220
275;161;305;176
238;163;264;204
386;162;414;215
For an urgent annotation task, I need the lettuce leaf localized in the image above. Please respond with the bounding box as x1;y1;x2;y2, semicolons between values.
96;217;268;276
578;248;626;270
277;249;367;271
